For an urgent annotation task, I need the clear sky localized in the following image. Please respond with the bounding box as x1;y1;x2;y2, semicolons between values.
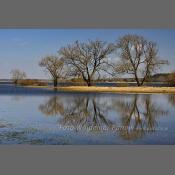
0;29;175;79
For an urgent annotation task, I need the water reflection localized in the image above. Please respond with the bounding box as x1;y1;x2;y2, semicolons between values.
60;97;114;130
113;95;168;140
38;94;168;140
11;95;25;101
39;96;64;116
168;95;175;107
39;96;113;131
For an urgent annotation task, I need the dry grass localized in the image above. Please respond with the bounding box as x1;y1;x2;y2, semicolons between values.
17;79;47;86
26;85;175;94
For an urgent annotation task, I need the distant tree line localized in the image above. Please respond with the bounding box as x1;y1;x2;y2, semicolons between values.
10;34;171;87
167;72;175;84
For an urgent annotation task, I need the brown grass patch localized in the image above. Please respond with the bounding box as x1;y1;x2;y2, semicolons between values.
17;79;47;86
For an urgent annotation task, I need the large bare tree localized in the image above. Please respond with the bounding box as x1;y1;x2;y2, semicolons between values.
115;34;168;86
39;55;65;87
10;69;26;84
59;40;115;86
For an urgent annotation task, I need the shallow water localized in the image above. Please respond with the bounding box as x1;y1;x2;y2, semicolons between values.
0;85;175;144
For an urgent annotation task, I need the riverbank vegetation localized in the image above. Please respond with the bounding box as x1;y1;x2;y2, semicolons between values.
17;79;47;86
25;86;175;94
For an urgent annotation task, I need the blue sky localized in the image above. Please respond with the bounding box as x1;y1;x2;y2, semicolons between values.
0;29;175;79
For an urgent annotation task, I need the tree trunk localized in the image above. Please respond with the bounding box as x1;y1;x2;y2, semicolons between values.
53;78;58;87
134;73;141;86
87;80;92;86
137;82;141;86
83;77;92;86
14;80;18;85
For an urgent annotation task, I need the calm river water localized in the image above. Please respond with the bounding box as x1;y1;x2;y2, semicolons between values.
0;84;175;144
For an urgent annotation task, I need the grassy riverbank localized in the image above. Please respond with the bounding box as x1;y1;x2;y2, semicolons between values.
26;86;175;94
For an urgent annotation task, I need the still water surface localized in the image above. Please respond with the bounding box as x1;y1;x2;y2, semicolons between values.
0;85;175;144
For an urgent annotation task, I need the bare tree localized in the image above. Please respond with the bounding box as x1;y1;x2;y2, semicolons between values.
39;55;65;87
10;69;26;84
59;40;115;86
115;34;168;86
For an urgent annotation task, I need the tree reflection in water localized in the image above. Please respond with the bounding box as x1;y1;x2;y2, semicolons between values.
39;95;113;131
113;94;168;140
168;95;175;107
59;97;114;130
39;96;64;116
38;94;168;140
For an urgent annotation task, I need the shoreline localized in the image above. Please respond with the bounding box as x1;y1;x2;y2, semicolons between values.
25;86;175;94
